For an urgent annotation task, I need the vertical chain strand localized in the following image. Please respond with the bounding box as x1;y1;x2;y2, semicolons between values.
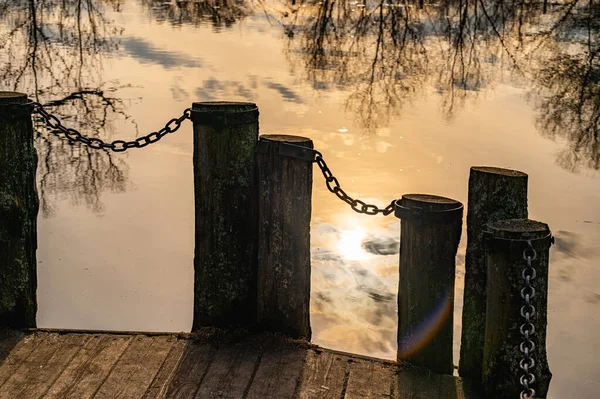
520;241;537;399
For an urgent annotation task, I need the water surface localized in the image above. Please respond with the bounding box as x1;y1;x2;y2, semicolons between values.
1;0;599;397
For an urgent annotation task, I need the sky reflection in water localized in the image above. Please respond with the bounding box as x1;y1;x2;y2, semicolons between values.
0;0;599;397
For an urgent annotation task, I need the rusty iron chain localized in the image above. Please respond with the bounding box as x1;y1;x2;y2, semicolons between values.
519;241;537;399
314;150;396;216
32;102;191;152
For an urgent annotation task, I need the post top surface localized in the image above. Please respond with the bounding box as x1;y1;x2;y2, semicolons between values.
192;101;257;110
471;166;527;177
402;193;460;205
191;102;259;125
260;134;312;144
488;219;549;239
0;92;27;104
397;193;463;221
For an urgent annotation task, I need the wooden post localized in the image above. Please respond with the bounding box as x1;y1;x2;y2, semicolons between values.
257;135;313;339
459;167;528;384
191;101;259;329
395;194;463;374
0;92;38;328
483;219;552;398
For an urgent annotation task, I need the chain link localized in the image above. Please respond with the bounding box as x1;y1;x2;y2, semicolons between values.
32;102;191;152
314;151;395;216
520;241;537;399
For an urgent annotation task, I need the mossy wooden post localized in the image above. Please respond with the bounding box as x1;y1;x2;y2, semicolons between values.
257;135;313;339
191;102;259;329
459;167;528;384
483;219;552;398
0;92;38;328
395;194;463;374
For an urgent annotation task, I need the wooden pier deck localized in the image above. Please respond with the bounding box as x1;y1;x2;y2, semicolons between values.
0;329;478;399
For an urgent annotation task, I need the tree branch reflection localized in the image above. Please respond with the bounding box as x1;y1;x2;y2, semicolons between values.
284;0;598;169
0;0;131;216
531;1;600;171
2;0;598;176
140;0;252;28
285;1;428;132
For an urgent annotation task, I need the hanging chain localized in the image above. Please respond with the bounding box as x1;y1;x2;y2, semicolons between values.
314;150;396;216
29;101;392;214
32;102;191;152
519;241;537;399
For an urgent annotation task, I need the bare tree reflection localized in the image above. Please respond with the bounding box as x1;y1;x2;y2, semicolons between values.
0;0;132;215
284;0;599;169
2;0;598;174
534;52;600;171
531;1;600;172
284;1;428;131
140;0;252;29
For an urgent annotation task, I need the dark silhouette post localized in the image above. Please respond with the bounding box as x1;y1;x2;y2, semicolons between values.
256;135;313;339
395;194;463;374
459;167;528;385
483;219;552;398
191;102;259;329
0;92;38;328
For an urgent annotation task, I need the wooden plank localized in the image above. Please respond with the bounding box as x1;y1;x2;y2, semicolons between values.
0;333;40;388
43;334;133;399
245;346;306;399
450;376;480;399
194;342;262;398
93;335;174;399
21;334;89;398
0;330;23;363
163;340;215;399
297;350;348;399
344;358;394;399
142;339;187;399
394;365;441;399
0;333;57;397
0;332;478;399
437;374;466;399
0;333;87;398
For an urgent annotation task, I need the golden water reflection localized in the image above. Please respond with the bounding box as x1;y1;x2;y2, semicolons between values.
0;1;599;398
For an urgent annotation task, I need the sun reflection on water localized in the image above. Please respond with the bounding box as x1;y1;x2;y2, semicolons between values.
336;226;369;261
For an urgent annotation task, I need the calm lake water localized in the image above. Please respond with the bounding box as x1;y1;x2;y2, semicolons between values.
1;0;599;397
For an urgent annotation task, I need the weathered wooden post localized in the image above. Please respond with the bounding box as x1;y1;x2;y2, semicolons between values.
191;102;259;329
482;219;552;398
0;92;38;328
395;194;463;374
256;135;313;339
459;167;528;383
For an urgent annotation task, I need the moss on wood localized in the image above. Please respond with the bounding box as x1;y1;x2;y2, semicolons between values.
0;92;38;328
459;167;527;385
397;194;463;375
192;102;259;329
482;219;552;398
256;135;313;340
